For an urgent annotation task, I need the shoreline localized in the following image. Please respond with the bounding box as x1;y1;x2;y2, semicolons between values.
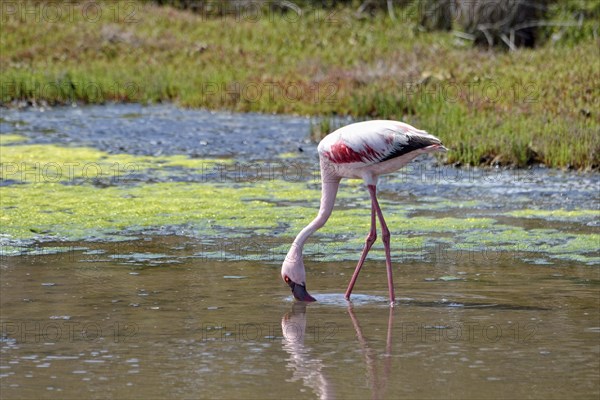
1;101;598;172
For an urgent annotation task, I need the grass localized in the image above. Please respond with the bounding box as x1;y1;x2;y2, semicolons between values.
0;1;598;169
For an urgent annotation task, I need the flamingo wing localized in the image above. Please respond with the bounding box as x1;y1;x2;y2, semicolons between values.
318;120;442;165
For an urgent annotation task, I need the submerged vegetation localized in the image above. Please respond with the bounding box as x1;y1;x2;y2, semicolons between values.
0;0;599;169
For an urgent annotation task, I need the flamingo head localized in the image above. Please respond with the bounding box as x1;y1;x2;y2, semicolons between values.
283;274;316;302
281;248;316;302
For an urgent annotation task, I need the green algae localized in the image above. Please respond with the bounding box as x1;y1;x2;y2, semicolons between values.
277;152;301;159
0;143;231;183
307;235;429;262
1;182;210;240
1;169;497;248
507;209;599;222
403;216;497;232
458;226;558;247
2;171;598;265
456;226;600;265
0;134;28;145
411;198;484;211
541;234;600;255
0;178;316;242
1;142;598;265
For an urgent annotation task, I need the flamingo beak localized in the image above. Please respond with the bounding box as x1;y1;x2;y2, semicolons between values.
287;280;317;302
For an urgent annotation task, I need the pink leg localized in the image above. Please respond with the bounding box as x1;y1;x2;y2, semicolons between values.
370;185;395;305
345;192;377;300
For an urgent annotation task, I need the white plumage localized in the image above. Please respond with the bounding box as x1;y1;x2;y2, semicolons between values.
318;120;445;183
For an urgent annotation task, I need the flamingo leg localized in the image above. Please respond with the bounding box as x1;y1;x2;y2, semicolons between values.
344;187;378;300
370;185;396;305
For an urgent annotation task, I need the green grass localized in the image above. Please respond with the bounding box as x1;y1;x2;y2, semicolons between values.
1;1;598;169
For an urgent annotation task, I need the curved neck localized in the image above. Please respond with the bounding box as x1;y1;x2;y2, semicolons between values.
293;168;340;249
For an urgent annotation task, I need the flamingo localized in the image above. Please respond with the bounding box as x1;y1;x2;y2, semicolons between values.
281;120;447;305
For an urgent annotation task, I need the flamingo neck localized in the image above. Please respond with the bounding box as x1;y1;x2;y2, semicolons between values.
292;171;340;250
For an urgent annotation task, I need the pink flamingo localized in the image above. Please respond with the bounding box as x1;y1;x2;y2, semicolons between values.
281;120;446;305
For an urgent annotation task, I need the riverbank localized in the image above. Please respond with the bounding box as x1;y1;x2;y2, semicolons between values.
1;1;598;169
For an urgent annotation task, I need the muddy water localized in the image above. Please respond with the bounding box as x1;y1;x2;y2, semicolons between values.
1;104;599;399
1;241;599;399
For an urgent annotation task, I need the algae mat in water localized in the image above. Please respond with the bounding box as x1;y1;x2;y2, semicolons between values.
1;133;598;265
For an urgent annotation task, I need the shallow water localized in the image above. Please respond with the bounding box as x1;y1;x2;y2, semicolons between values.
1;104;599;399
1;241;599;399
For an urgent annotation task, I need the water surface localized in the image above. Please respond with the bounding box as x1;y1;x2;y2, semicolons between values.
1;243;598;399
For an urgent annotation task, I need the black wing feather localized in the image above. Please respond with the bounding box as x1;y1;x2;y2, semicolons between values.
379;134;441;162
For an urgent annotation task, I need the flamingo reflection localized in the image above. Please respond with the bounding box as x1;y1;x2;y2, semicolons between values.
281;303;395;399
281;303;333;399
347;305;394;400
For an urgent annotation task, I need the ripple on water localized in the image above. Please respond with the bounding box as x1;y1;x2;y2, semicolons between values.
284;293;388;306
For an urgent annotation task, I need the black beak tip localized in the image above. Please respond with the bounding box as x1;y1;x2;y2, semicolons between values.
288;280;317;302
